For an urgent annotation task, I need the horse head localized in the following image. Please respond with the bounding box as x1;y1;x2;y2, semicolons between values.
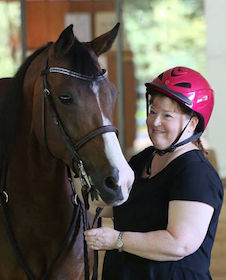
26;24;134;207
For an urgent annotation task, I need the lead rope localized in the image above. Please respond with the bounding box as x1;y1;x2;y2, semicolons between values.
91;208;103;280
79;184;103;280
81;203;103;280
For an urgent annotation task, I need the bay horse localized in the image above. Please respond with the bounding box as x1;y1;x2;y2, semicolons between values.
0;24;134;280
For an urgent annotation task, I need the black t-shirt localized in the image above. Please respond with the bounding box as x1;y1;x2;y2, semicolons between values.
102;147;224;280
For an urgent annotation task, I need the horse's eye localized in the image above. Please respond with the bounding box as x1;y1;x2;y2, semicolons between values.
58;95;73;105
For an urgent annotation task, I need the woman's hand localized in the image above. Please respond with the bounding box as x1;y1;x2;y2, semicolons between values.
84;227;119;251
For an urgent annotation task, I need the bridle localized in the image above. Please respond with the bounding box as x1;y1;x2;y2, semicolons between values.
0;58;118;280
41;60;118;208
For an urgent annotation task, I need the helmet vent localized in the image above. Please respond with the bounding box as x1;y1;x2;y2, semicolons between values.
158;73;164;80
174;82;191;88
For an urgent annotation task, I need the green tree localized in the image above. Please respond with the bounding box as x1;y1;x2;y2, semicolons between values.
123;0;206;84
0;1;21;77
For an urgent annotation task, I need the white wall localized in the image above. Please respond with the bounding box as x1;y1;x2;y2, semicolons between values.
205;0;226;178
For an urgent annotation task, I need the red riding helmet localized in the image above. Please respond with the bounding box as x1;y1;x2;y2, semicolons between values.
145;66;214;132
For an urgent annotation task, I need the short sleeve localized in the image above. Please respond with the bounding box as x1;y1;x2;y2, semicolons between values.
169;161;223;209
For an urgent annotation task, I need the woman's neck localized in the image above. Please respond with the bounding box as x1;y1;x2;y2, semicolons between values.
144;143;198;179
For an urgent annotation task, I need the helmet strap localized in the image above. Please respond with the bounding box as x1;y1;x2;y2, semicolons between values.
153;114;202;156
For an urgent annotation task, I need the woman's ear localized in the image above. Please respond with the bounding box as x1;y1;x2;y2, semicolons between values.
189;115;199;132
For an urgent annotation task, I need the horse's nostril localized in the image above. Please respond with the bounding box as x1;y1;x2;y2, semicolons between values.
104;176;118;190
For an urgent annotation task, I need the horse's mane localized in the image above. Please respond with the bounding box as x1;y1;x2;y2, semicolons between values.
0;44;50;167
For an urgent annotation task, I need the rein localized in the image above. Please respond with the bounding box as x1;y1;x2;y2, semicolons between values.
0;162;81;280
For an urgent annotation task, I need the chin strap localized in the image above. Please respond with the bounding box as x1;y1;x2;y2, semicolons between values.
153;131;202;156
153;113;202;156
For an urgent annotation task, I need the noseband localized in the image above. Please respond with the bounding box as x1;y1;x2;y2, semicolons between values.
41;60;118;209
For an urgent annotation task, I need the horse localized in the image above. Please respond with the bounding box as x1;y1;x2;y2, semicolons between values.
0;24;134;280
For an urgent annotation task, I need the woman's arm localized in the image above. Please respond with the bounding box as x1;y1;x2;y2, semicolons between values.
84;200;214;261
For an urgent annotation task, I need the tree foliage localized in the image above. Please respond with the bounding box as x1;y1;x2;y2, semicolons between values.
123;0;206;86
0;1;21;77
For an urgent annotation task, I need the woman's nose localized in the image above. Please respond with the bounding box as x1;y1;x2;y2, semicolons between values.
153;115;161;126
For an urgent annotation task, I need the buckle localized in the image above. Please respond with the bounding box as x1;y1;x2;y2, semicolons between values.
71;193;78;205
0;191;9;205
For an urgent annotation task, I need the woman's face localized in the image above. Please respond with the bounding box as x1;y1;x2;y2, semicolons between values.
146;95;191;150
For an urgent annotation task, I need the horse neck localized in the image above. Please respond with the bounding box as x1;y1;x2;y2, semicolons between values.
7;127;67;196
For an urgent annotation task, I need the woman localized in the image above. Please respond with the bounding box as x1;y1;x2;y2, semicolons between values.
84;66;224;280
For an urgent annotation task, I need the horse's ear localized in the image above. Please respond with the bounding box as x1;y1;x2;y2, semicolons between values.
89;23;120;57
54;25;76;57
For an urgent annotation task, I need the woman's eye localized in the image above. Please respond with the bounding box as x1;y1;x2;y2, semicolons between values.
149;108;156;114
58;95;73;105
165;113;172;118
